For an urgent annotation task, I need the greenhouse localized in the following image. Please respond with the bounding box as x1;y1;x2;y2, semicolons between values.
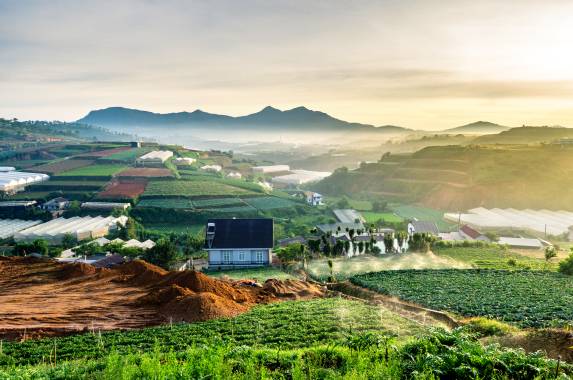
444;207;573;237
0;171;50;193
14;215;128;244
0;219;43;239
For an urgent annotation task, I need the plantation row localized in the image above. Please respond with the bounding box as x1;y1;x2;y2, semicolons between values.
351;269;573;328
137;196;297;211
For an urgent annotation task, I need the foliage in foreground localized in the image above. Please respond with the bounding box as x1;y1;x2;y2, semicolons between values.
351;269;573;328
0;329;569;379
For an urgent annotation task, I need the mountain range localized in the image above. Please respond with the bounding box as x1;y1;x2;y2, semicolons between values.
77;106;410;134
443;121;509;134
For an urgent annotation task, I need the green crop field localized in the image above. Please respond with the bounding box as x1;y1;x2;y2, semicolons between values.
144;223;205;235
192;197;245;208
351;269;573;328
99;147;152;162
137;198;196;209
0;299;568;379
361;211;404;224
58;164;128;177
142;180;256;198
244;196;296;210
433;246;557;271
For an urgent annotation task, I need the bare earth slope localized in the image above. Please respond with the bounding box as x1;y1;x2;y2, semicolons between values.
0;257;324;340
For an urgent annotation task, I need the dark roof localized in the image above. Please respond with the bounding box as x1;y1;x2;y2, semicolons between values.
92;254;126;268
460;224;482;239
411;221;440;235
204;218;273;249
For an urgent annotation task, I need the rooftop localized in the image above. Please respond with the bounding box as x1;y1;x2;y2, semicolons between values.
204;218;273;249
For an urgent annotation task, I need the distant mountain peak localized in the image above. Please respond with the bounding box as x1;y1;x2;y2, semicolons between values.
444;121;508;134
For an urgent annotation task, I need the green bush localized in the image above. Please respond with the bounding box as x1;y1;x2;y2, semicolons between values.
558;252;573;275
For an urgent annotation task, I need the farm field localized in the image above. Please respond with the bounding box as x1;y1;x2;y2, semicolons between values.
98;147;152;162
117;167;174;178
361;211;404;224
143;223;204;235
392;204;454;231
208;267;299;281
307;252;470;281
58;164;128;177
244;196;297;210
351;269;573;328
97;180;148;199
28;179;108;192
434;246;557;271
30;159;95;174
142;180;256;198
78;146;131;158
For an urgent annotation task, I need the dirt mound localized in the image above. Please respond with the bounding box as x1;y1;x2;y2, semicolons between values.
160;292;249;323
163;271;252;303
499;329;573;362
263;279;325;299
137;284;195;305
116;260;168;285
58;262;98;279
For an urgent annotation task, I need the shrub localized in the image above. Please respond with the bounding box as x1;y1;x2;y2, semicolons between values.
558;252;573;275
463;317;516;337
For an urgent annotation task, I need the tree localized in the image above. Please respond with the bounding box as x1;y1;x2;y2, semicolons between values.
74;241;103;257
61;233;77;249
372;200;388;212
144;238;179;270
383;233;394;254
343;240;351;255
396;231;407;252
119;218;138;240
544;246;557;269
327;259;335;282
276;243;304;263
336;197;350;209
558;251;573;275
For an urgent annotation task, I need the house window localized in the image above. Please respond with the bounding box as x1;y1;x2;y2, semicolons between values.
238;251;247;262
255;250;265;263
222;250;232;264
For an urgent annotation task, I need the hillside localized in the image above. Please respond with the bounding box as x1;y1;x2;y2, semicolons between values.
472;126;573;144
312;144;573;211
78;106;412;134
444;121;508;134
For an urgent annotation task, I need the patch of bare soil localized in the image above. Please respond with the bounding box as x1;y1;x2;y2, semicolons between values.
493;329;573;362
0;257;324;340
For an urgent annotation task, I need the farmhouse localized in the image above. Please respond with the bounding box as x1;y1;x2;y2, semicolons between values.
201;164;222;173
204;218;273;269
304;191;323;206
42;197;69;212
407;220;440;236
135;151;173;166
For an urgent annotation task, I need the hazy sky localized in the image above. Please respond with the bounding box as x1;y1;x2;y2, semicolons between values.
1;0;573;130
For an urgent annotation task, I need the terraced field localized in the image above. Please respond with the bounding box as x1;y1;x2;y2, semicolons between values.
58;164;128;177
141;180;256;198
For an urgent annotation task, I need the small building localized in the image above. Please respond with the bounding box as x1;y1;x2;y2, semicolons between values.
333;209;364;224
498;237;543;249
135;151;173;166
201;164;222;173
81;202;131;211
304;191;323;206
42;197;69;212
173;157;196;166
204;218;274;269
459;224;490;242
407;220;440;236
226;172;242;179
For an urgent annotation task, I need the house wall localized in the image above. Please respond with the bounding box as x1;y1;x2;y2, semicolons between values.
208;248;272;268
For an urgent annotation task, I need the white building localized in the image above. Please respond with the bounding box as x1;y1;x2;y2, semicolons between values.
14;215;128;244
252;165;290;174
226;172;242;179
135;151;173;166
0;219;43;239
272;170;331;186
81;202;131;211
498;237;543;249
201;164;222;172
304;191;323;206
173;157;196;166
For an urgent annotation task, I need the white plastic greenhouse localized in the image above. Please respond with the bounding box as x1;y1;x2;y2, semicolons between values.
14;215;128;244
0;171;49;193
0;219;43;239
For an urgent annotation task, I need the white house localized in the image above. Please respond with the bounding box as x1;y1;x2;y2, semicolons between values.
304;191;323;206
227;172;242;179
201;164;222;173
173;157;196;166
204;218;274;269
252;165;290;174
42;197;70;212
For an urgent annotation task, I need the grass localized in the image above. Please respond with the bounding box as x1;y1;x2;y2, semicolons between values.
143;223;204;235
59;164;128;177
207;267;299;281
142;180;256;198
433;246;557;271
99;147;152;162
351;269;573;328
392;204;454;231
361;211;403;224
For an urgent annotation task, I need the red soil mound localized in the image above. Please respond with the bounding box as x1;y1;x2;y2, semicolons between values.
116;260;168;285
162;271;251;303
160;292;249;323
263;279;325;299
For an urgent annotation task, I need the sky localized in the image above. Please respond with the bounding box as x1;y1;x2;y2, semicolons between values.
1;0;573;130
